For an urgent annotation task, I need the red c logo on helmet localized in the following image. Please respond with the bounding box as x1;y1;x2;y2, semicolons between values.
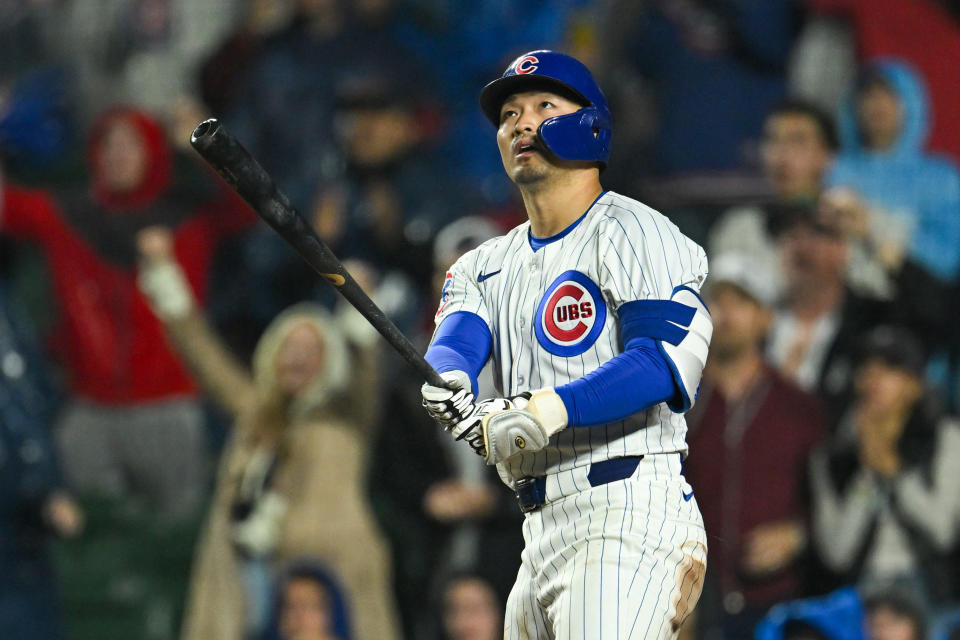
514;56;539;75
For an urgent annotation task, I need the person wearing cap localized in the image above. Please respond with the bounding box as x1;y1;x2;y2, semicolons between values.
808;326;960;607
685;253;826;639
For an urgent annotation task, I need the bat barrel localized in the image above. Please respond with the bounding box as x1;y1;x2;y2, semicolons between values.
190;119;295;226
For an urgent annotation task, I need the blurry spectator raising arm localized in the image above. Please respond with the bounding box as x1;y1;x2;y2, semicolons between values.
137;226;255;417
138;227;381;420
137;227;400;640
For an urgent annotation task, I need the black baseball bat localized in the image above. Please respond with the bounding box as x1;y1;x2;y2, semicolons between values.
190;118;446;388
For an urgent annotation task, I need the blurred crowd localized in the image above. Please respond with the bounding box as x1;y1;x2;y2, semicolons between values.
1;0;960;639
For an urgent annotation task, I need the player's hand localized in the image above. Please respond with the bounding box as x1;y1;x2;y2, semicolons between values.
446;396;515;457
421;370;475;427
451;389;569;465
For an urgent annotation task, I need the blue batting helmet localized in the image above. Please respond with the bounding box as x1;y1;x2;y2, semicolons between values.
479;50;612;167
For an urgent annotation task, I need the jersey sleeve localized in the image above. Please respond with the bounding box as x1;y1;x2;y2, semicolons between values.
433;248;493;328
596;205;709;307
427;248;493;391
595;206;712;412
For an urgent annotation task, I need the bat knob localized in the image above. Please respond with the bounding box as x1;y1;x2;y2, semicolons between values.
190;118;220;149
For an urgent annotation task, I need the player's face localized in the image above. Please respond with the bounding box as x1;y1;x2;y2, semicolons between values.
761;114;832;200
497;91;583;185
275;322;326;396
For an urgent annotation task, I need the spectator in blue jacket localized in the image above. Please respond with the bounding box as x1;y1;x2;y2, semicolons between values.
827;59;960;285
756;587;930;640
756;587;866;640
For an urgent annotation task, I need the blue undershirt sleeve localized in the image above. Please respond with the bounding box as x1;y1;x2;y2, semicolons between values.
424;311;492;392
554;337;678;427
554;299;687;427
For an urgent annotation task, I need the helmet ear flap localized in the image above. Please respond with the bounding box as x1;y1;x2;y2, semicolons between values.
537;106;611;166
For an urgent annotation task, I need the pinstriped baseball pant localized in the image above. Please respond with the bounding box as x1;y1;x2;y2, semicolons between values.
505;453;707;640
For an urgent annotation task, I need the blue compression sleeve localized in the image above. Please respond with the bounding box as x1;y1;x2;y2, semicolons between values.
555;337;677;427
424;311;492;392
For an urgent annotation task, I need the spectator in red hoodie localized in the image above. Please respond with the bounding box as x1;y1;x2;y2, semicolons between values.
0;106;253;521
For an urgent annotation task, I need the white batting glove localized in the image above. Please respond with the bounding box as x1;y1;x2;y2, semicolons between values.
451;389;569;465
421;370;475;428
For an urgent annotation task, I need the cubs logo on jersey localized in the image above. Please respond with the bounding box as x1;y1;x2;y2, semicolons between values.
534;270;607;356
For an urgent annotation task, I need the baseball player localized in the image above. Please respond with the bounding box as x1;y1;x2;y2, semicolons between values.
421;50;712;639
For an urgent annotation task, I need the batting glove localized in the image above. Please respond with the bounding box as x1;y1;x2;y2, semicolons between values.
421;370;475;428
451;389;569;465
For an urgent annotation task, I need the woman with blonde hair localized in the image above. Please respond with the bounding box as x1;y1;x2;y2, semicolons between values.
137;229;400;640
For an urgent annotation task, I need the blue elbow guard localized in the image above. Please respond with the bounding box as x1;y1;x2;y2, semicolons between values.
620;285;712;411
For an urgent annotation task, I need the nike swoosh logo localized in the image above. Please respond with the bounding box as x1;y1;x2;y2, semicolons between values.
682;489;694;502
477;269;502;282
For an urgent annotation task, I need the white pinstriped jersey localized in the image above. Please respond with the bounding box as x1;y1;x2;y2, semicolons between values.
434;191;709;484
